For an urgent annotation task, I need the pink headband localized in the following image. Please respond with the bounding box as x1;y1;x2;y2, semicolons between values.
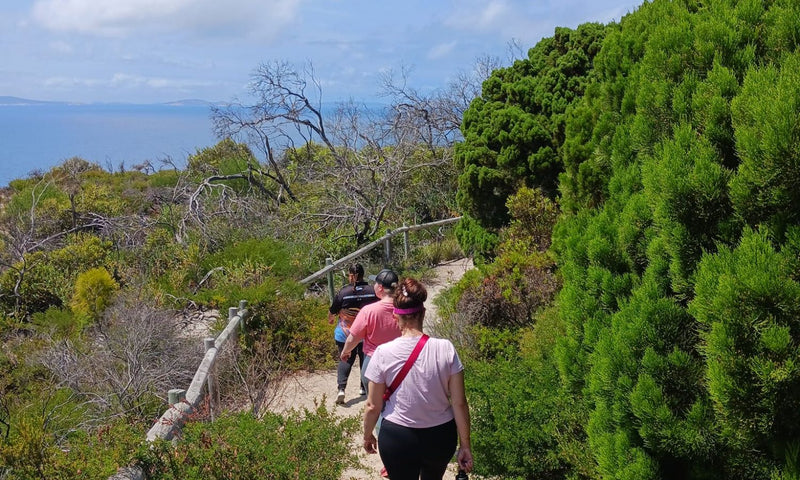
393;305;425;315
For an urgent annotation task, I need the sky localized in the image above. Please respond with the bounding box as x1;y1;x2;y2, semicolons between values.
1;0;645;105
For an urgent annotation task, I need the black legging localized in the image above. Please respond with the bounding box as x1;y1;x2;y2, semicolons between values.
335;340;365;391
378;418;457;480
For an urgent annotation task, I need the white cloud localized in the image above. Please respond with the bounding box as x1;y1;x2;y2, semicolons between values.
445;0;511;32
31;0;302;38
109;72;216;90
49;40;74;54
41;72;215;92
427;41;457;60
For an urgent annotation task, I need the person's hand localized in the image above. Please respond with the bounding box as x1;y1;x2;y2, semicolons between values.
457;447;473;473
340;351;350;362
363;433;377;453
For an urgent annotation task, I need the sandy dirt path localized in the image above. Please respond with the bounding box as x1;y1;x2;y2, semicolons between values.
266;258;474;480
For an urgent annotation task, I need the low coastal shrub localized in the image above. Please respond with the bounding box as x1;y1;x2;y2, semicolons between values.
69;266;119;322
244;295;332;371
138;406;359;480
0;409;145;479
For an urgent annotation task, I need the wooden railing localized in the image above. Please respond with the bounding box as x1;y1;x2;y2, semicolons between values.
109;301;248;480
300;216;461;299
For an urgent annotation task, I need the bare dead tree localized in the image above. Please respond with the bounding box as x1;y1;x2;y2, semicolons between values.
211;60;330;204
210;58;489;247
213;335;293;417
155;146;283;246
211;61;406;244
0;178;104;315
379;55;501;148
39;296;201;422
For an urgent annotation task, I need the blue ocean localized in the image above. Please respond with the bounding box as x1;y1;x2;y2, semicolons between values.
0;103;219;187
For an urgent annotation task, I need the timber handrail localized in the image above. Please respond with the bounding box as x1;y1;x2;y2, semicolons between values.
299;216;461;285
145;300;248;442
109;301;248;479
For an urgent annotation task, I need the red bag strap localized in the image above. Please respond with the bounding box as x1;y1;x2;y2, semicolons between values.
383;334;429;402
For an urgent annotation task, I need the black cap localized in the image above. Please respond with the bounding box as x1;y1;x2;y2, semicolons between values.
373;268;398;288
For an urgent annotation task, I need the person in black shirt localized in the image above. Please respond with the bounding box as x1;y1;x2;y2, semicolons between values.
328;263;378;404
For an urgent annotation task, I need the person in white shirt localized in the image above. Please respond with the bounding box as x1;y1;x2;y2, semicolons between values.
362;277;473;480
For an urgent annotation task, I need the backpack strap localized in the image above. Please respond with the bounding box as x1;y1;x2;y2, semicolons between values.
383;334;429;403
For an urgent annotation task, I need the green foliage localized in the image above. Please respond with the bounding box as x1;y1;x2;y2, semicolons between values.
0;387;144;480
730;52;800;240
457;0;800;478
187;138;258;180
200;237;299;280
467;308;591;479
641;123;736;296
407;232;464;268
244;296;332;371
138;407;359;480
69;267;119;322
30;306;80;338
0;234;114;319
456;22;607;230
454;214;499;262
690;229;800;464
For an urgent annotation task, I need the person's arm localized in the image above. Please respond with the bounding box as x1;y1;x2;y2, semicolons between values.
340;331;363;361
363;380;385;453
328;286;346;324
449;370;473;473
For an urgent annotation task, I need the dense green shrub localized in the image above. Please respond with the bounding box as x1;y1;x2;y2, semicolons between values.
0;233;113;319
690;229;800;475
467;308;587;479
244;295;332;371
454;215;498;262
453;187;560;331
456;23;607;230
0;387;145;479
451;0;800;478
138;407;359;480
69;266;119;322
0;421;145;479
730;51;800;240
30;306;80;338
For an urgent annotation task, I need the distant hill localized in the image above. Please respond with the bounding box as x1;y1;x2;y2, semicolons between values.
0;96;63;106
0;96;224;107
162;99;219;107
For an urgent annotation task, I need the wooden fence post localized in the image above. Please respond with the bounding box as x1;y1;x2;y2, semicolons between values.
204;337;218;421
238;299;248;334
168;388;186;405
383;230;392;266
326;257;335;302
403;223;409;260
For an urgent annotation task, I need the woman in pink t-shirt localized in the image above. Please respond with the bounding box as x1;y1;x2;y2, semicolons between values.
363;277;473;480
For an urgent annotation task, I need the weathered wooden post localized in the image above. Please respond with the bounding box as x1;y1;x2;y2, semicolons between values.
238;299;248;334
168;388;186;405
228;306;237;321
402;223;410;260
326;257;335;302
383;230;392;266
204;337;218;421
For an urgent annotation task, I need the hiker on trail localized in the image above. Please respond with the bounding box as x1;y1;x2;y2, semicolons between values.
329;263;379;405
340;268;401;394
362;277;473;480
